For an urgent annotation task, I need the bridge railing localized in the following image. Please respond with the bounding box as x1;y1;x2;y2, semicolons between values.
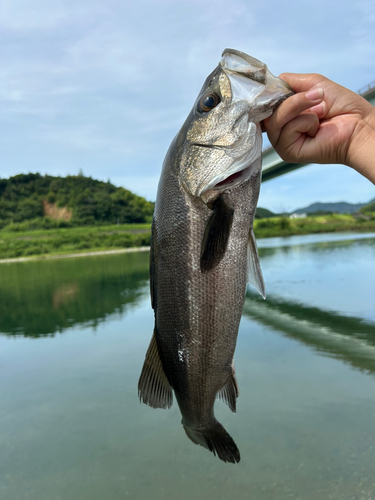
358;80;375;97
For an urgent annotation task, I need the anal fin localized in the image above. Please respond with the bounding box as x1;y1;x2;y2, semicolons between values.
217;371;239;413
138;331;173;409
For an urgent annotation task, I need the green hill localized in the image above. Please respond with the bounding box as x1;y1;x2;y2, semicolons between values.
293;199;375;214
359;200;375;214
255;207;276;218
0;173;154;229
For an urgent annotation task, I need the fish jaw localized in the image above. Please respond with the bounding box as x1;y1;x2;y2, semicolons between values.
181;123;262;201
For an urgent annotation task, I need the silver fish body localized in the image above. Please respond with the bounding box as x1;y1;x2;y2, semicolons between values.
139;49;293;463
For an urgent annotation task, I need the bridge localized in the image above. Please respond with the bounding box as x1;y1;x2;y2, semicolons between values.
261;81;375;181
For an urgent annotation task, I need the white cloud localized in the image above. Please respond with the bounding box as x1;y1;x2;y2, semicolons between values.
0;0;107;31
0;0;374;208
0;0;67;31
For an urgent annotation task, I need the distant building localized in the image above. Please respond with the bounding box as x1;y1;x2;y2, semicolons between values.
290;212;307;219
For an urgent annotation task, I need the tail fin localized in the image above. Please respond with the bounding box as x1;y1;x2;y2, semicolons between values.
183;419;240;463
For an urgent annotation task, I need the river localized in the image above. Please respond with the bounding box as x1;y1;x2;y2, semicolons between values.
1;232;375;499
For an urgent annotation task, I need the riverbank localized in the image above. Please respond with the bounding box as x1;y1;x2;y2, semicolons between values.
0;223;152;261
254;213;375;238
0;246;150;264
0;214;374;261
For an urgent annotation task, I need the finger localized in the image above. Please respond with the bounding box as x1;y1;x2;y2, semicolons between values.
306;101;328;119
281;112;320;144
264;89;323;145
277;113;320;161
278;73;328;93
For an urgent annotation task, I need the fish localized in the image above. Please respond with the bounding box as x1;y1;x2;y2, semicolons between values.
138;49;293;463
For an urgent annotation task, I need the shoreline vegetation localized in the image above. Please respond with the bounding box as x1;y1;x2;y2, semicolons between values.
1;213;375;262
0;173;374;262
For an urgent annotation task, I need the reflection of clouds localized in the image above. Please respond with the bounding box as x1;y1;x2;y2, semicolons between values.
53;283;79;309
256;233;375;261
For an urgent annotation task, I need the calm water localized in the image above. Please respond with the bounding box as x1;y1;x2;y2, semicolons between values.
1;233;375;500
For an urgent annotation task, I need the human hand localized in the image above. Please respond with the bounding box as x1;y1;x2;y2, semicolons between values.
263;73;375;183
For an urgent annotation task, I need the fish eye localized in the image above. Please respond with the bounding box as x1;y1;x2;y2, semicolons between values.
197;92;220;113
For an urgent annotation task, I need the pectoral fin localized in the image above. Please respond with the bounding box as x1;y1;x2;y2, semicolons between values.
247;228;266;299
200;197;234;273
138;331;173;409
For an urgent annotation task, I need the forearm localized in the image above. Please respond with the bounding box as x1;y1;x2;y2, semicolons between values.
347;107;375;184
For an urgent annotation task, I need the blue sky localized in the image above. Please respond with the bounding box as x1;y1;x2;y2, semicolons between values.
1;0;374;212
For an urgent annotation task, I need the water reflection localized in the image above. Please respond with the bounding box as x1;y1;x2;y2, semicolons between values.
244;291;375;374
257;231;375;250
257;232;375;260
1;235;375;500
0;251;149;337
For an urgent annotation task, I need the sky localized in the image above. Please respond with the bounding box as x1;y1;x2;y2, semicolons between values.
1;0;374;212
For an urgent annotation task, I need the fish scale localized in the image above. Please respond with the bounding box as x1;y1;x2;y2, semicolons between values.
138;49;293;463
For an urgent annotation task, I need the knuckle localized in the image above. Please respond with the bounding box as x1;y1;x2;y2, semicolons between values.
308;73;326;84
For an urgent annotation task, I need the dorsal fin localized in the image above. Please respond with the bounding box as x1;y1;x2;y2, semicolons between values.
200;196;234;273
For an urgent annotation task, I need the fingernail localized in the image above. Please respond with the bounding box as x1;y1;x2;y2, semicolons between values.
309;101;326;115
306;88;324;101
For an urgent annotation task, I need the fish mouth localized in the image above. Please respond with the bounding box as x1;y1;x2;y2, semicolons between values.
220;48;269;85
221;48;293;91
220;48;294;112
213;164;255;189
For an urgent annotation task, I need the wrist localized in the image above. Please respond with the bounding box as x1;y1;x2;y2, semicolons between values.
347;106;375;183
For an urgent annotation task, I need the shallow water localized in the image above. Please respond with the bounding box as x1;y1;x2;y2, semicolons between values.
1;233;375;500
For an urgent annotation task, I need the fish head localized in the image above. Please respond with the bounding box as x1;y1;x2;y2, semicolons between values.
180;49;293;202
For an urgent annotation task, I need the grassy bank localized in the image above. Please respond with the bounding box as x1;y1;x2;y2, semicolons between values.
253;213;375;238
0;223;151;259
0;214;374;260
